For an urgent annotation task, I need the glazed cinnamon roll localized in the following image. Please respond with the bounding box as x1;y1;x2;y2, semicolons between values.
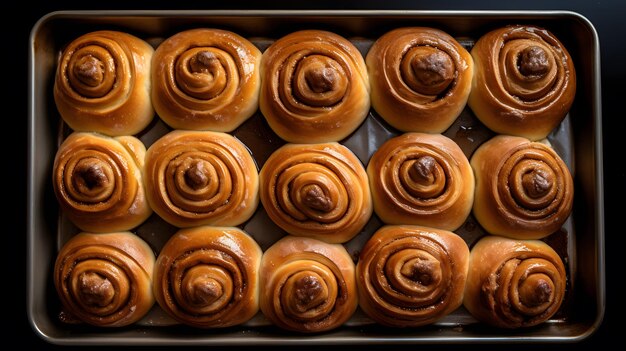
53;132;151;232
54;31;154;136
468;25;576;140
151;29;261;131
153;226;262;328
357;225;469;327
259;30;370;143
464;235;567;328
470;135;574;239
260;236;358;333
54;232;155;327
259;142;372;244
367;133;474;231
144;130;259;228
366;27;473;133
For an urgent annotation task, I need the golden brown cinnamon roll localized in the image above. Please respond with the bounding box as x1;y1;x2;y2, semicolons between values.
259;142;372;243
470;135;574;239
468;25;576;140
151;29;261;131
54;31;154;136
54;232;155;327
144;130;259;228
259;30;370;143
53;132;152;232
357;225;469;327
367;133;474;231
260;236;357;333
153;226;262;328
464;235;567;328
367;27;473;133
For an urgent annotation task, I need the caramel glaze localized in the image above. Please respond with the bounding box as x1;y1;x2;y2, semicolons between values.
468;25;576;141
54;232;155;327
366;27;473;133
259;30;370;143
470;135;574;239
151;29;261;132
153;226;262;328
54;31;154;136
463;235;566;328
259;236;358;333
357;225;469;327
53;133;152;233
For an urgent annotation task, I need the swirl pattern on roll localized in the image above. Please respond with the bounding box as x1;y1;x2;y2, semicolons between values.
260;30;370;143
259;142;372;243
464;235;567;328
470;135;573;239
367;133;474;231
151;29;261;131
366;27;473;133
144;130;259;228
357;225;469;327
153;226;262;328
468;25;576;140
54;30;154;136
53;133;151;232
259;236;357;333
54;232;155;327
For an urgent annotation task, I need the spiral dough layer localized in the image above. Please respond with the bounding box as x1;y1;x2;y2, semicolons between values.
54;232;155;327
144;130;259;228
464;235;567;328
470;135;574;239
53;132;152;232
367;133;474;231
153;226;262;328
468;25;576;140
259;142;372;243
357;225;469;327
151;28;262;131
260;236;358;333
54;30;154;136
366;27;473;133
260;30;371;143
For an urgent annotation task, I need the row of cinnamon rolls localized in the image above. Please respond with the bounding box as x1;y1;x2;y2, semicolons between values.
54;25;575;142
53;130;573;241
55;225;566;331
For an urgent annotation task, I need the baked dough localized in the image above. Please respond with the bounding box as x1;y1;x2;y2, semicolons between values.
259;30;370;143
54;30;154;136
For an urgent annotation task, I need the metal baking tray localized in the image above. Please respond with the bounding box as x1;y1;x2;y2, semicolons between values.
28;10;604;345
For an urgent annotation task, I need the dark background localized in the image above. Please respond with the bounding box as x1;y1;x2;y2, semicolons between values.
14;0;623;349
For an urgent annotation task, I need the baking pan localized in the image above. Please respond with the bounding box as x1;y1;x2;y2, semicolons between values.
28;10;604;345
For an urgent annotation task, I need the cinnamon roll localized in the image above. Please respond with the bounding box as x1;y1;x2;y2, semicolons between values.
53;132;151;232
470;135;574;239
259;236;357;333
54;31;154;136
468;25;576;140
259;30;370;143
357;225;469;327
153;226;262;328
259;142;372;243
54;232;155;327
367;133;474;231
464;235;567;328
151;29;261;131
144;130;258;228
367;27;473;133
